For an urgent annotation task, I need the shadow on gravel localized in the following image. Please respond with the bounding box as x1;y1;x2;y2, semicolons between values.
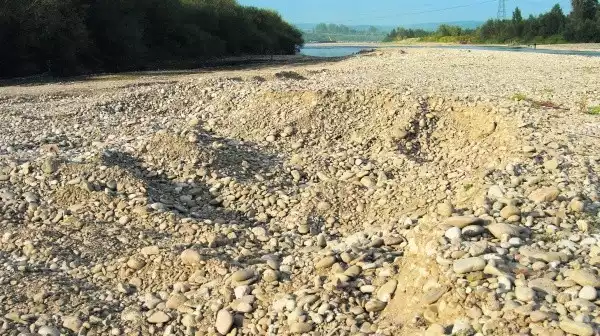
0;55;348;88
99;128;291;259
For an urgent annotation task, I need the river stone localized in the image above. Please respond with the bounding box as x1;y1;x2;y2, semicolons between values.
453;257;486;274
126;256;146;270
500;205;521;219
62;316;83;332
180;249;202;265
215;309;233;335
315;256;336;269
437;201;454;217
166;294;187;309
147;311;170;324
462;225;485;237
529;311;551;323
232;269;254;282
578;286;598;301
290;322;313;334
515;286;535;302
140;245;160;256
365;299;387;312
360;176;375;188
445;227;462;240
565;269;600;287
37;326;60;336
487;223;522;239
423;286;448;304
377;280;397;302
528;277;559;295
569;199;585;213
445;216;483;228
529;186;560;203
559;319;594;336
544;158;559;170
519;246;568;263
488;185;505;199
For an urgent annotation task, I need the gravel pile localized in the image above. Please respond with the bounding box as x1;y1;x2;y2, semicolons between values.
1;48;600;336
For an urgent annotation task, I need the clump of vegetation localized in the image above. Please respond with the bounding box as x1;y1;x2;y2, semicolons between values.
0;0;303;78
588;106;600;115
512;93;563;109
512;93;528;101
274;71;306;80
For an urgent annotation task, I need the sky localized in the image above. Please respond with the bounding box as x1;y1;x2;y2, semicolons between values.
237;0;573;26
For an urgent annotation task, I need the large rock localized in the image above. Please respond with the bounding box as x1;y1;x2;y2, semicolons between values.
453;257;486;274
559;319;594;336
529;186;560;203
565;269;600;287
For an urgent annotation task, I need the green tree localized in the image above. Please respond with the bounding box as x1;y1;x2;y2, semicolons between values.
571;0;598;21
513;7;523;23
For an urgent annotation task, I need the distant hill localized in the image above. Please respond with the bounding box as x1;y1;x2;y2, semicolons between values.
294;23;394;33
295;21;483;33
401;21;484;31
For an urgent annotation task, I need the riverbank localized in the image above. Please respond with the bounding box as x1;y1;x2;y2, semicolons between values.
306;41;600;52
1;48;600;336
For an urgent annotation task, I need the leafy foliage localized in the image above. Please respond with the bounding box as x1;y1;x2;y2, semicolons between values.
0;0;303;78
385;1;600;44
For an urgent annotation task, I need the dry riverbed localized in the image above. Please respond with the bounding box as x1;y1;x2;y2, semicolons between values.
1;48;600;336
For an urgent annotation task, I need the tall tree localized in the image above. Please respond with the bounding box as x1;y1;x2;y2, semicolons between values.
512;7;523;23
571;0;599;21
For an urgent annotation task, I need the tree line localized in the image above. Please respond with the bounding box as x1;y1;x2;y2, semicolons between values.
385;0;600;44
0;0;303;78
303;23;387;42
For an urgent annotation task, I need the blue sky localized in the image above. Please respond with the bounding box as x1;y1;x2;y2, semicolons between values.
237;0;573;26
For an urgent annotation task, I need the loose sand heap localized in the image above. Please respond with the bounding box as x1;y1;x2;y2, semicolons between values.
1;48;600;336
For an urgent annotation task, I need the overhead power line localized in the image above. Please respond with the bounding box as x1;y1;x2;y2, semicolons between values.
342;0;502;23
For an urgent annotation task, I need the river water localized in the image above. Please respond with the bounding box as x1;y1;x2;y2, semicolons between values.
300;44;600;58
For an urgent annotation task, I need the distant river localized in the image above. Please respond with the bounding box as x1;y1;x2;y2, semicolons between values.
299;44;600;58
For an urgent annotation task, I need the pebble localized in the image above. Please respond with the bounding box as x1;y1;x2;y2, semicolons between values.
578;286;598;300
215;309;234;335
290;322;313;334
180;249;202;265
529;186;560;203
453;257;486;274
147;311;170;324
232;269;254;282
37;326;60;336
445;216;483;228
62;316;83;332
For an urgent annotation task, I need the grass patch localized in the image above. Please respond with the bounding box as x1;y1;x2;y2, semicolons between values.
588;106;600;115
512;93;528;101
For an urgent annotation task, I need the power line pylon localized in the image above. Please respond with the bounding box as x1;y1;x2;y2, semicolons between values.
497;0;506;20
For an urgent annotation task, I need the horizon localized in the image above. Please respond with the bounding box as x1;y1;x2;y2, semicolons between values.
237;0;573;26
